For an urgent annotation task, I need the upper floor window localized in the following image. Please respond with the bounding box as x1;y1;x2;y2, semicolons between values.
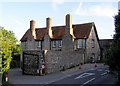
58;40;62;48
38;41;41;48
91;39;95;48
77;39;82;48
52;40;56;48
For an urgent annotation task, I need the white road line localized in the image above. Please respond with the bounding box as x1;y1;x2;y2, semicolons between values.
90;68;95;70
74;73;95;80
105;70;110;73
97;69;102;71
101;72;107;76
81;78;95;86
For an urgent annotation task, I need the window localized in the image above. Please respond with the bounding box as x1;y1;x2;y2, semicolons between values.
91;39;94;48
83;39;85;48
52;40;56;48
38;41;41;48
77;39;82;48
58;40;62;48
92;53;95;62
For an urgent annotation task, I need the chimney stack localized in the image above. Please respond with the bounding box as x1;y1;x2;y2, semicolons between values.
30;20;36;39
62;14;73;51
66;14;72;29
43;17;52;50
47;17;52;29
46;17;53;38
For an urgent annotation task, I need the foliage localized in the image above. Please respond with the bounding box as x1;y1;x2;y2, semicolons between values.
0;26;18;81
11;43;21;68
106;10;120;85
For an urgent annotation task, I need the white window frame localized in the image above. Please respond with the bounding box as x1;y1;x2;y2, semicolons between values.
77;39;82;48
38;41;41;48
58;40;62;48
52;40;56;48
82;39;85;49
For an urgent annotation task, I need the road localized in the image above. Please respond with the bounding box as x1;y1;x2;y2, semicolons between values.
45;66;115;86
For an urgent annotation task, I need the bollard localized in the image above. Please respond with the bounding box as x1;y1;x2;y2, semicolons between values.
40;68;43;76
79;64;82;69
37;68;39;75
6;75;8;82
95;63;97;67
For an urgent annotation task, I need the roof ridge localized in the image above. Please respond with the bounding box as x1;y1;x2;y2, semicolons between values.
35;22;94;29
73;22;94;26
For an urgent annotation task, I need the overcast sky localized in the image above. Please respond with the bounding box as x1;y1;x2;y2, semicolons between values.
0;0;119;42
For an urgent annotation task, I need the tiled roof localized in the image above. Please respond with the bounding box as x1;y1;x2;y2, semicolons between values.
73;23;93;39
52;26;65;40
20;22;95;41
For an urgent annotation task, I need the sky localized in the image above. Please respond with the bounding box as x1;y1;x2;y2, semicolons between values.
0;0;119;42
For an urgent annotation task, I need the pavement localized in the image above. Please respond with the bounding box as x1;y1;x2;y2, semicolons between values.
8;63;105;85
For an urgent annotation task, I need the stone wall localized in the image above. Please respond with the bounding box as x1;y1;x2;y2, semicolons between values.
23;50;44;75
23;54;38;75
45;50;83;74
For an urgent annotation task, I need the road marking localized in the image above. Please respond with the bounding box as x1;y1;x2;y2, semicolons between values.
81;78;95;86
105;70;110;73
101;72;107;76
97;69;102;71
90;68;95;70
74;73;95;80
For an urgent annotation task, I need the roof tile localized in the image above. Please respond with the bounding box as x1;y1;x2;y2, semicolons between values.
20;22;93;41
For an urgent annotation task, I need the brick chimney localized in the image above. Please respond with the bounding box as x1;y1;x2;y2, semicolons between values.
30;20;36;39
66;14;72;29
43;17;52;50
46;17;53;38
62;14;73;51
66;14;75;38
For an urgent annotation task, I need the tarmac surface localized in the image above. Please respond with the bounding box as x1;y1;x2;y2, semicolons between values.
8;63;112;85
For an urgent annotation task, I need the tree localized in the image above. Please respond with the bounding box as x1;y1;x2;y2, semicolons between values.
106;10;120;85
0;26;18;81
11;43;21;68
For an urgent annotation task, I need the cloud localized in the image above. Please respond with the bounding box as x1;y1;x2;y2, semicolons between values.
75;2;117;18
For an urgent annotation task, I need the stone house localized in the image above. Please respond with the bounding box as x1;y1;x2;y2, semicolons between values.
20;14;100;74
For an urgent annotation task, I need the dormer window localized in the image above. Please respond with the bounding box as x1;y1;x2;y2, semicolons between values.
38;41;41;48
52;40;56;48
58;40;62;48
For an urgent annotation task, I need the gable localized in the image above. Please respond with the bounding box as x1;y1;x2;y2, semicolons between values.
88;25;100;47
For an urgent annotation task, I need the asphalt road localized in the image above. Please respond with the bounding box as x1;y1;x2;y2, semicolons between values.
46;66;115;86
